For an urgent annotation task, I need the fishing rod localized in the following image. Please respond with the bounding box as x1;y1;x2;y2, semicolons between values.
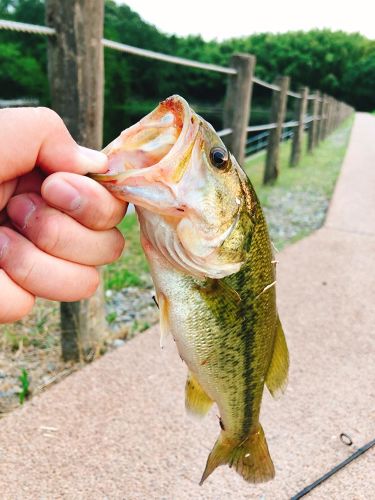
291;436;375;499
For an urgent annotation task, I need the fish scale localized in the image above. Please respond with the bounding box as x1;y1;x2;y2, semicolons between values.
91;95;289;485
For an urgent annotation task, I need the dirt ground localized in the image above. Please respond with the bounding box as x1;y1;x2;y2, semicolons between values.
0;289;159;417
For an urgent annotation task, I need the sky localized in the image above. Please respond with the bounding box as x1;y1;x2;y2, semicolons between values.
121;0;375;41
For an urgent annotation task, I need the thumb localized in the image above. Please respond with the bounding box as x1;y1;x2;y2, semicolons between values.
0;107;107;184
0;179;17;211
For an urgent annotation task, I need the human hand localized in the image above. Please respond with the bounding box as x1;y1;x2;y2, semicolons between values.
0;107;127;323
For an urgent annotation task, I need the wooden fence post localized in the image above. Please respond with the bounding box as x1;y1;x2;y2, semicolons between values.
319;95;326;141
326;96;333;136
263;75;290;184
319;94;329;141
46;0;107;362
338;101;343;126
325;97;330;135
343;103;349;122
334;98;339;130
325;96;332;138
316;95;324;145
337;101;341;127
223;53;255;166
338;101;344;126
333;98;339;131
330;98;336;132
326;96;332;135
289;86;308;166
308;92;320;152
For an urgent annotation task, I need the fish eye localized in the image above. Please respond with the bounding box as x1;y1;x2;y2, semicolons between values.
209;146;229;169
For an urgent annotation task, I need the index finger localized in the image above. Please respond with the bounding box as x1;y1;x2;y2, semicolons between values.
0;107;108;184
42;173;128;230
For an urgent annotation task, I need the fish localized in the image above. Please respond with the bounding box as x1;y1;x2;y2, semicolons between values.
91;95;289;485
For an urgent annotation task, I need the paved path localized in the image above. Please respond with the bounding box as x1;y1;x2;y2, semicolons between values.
0;113;374;499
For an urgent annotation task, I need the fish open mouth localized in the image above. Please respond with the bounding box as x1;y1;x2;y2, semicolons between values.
94;96;194;181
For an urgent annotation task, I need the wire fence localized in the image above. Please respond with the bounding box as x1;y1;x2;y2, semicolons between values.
245;117;315;155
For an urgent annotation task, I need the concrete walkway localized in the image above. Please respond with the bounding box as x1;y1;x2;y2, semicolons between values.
0;113;374;499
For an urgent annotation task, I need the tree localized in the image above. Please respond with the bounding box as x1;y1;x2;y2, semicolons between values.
1;0;374;139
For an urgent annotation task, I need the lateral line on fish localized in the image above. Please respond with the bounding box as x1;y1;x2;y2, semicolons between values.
255;280;277;300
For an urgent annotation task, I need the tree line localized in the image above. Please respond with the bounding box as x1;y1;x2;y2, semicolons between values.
1;0;374;143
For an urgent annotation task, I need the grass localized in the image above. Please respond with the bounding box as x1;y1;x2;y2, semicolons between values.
245;121;353;199
243;117;354;248
18;369;30;404
103;211;150;291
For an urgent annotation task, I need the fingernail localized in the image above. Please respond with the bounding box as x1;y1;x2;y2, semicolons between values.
0;232;10;260
43;179;81;211
7;195;36;229
78;146;108;172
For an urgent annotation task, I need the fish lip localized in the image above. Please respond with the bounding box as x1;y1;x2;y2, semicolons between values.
92;95;195;184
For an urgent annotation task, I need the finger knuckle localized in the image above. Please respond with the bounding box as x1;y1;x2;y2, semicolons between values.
81;182;126;230
34;214;61;255
97;198;125;230
15;296;35;320
96;204;118;230
82;268;100;298
111;230;125;261
36;107;65;131
1;294;35;323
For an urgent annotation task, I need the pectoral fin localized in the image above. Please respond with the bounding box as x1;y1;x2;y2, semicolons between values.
199;278;241;304
185;371;213;417
216;279;241;303
265;316;289;398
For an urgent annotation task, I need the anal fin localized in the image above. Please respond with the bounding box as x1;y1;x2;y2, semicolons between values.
266;316;289;397
185;371;213;417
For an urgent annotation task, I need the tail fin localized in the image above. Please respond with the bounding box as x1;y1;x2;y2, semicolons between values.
200;424;275;485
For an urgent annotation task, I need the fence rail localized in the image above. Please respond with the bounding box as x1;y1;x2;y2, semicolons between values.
102;39;237;75
0;8;354;358
0;98;39;107
1;18;349;157
0;19;317;99
0;18;54;35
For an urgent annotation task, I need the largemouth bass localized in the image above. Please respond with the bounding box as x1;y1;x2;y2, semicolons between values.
92;95;289;484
